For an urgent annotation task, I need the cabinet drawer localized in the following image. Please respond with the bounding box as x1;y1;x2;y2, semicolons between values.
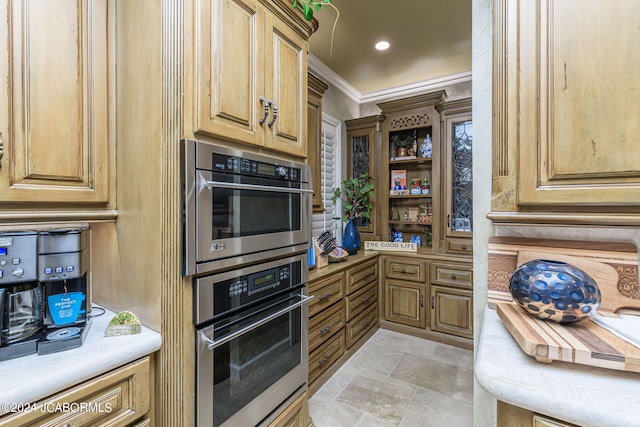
346;258;378;295
0;356;151;427
383;256;427;282
345;281;377;322
346;304;377;349
309;330;345;385
308;300;345;352
431;263;473;289
446;238;473;255
309;273;345;318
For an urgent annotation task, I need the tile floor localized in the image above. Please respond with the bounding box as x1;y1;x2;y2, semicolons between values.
308;329;474;427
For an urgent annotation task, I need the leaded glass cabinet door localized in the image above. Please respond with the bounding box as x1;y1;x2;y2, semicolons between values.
437;99;472;254
345;116;385;243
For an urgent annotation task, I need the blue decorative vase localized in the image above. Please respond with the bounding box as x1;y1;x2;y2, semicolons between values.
342;219;361;255
509;259;601;323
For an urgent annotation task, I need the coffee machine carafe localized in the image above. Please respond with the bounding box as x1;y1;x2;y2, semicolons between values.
0;232;43;361
37;229;91;354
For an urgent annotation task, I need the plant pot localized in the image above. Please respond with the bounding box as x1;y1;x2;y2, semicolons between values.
342;219;361;255
395;147;408;157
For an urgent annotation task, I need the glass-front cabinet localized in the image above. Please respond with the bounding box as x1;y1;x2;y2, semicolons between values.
345;116;385;243
378;92;445;253
437;98;472;255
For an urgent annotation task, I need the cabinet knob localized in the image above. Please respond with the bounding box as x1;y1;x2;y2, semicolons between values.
320;324;333;335
452;274;457;281
432;295;435;309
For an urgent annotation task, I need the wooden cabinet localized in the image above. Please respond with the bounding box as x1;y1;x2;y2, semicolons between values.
429;262;473;339
377;92;445;252
491;0;640;225
380;255;472;348
308;73;328;213
436;99;472;255
345;116;386;242
385;279;427;329
195;0;308;157
307;254;379;394
0;356;152;427
498;400;578;427
0;0;113;207
383;256;427;329
265;389;309;427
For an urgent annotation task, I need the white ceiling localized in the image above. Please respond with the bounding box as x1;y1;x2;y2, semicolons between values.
307;0;472;97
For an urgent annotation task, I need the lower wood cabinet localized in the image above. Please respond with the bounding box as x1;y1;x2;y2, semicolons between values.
384;279;427;329
430;285;473;339
307;254;379;394
266;389;310;427
0;356;152;427
381;255;473;348
308;330;345;385
498;400;577;427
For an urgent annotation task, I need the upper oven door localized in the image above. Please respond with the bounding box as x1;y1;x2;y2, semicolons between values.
182;140;311;275
195;169;310;271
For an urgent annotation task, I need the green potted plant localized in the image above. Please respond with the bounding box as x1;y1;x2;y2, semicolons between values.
331;173;375;254
391;133;416;157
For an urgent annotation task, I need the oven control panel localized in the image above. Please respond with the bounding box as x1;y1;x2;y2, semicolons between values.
212;153;301;182
202;261;302;320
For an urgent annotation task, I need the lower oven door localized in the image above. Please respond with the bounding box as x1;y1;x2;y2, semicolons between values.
196;290;312;427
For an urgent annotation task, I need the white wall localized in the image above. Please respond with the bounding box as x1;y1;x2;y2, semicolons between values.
472;0;496;425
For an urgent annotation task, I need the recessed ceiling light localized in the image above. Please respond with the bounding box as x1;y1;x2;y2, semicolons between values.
375;41;390;51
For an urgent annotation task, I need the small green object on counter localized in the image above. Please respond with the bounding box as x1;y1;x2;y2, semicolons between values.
104;310;142;337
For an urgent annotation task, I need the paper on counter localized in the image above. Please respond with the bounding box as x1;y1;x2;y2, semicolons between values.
592;312;640;349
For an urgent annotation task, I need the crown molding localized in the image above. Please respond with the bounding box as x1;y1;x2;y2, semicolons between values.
308;54;362;103
308;54;472;105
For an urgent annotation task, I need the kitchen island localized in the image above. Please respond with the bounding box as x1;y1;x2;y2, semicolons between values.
475;307;640;427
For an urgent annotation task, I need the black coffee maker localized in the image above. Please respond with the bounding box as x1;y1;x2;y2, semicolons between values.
0;232;43;361
37;229;90;354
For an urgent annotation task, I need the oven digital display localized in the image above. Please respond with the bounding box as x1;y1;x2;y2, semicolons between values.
254;272;275;287
257;162;275;176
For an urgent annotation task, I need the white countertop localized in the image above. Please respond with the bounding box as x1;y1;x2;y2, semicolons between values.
0;306;162;413
476;307;640;427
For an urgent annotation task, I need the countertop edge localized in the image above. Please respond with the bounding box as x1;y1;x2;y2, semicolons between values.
0;306;162;412
475;307;640;427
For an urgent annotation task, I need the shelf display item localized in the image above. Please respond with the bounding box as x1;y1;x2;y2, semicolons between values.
421;178;430;194
410;235;422;246
420;134;433;159
410;179;422;195
391;170;407;195
393;231;403;242
408;207;419;222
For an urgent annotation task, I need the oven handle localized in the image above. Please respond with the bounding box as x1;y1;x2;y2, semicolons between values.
203;180;314;194
200;294;314;350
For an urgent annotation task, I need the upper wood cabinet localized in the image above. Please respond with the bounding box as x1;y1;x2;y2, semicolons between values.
195;0;309;157
345;115;385;242
491;0;640;225
0;0;113;206
308;73;328;213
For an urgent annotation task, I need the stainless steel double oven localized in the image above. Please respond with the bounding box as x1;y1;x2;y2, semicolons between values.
182;140;312;427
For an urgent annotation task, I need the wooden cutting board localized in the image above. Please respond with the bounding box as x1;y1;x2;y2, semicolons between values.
497;302;640;373
489;239;640;373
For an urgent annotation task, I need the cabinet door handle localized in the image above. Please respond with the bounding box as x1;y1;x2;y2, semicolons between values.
318;292;334;302
259;96;271;125
0;132;4;168
362;296;370;304
320;324;333;335
447;214;451;228
420;293;424;308
362;271;375;279
363;319;371;327
431;295;435;309
268;101;278;127
452;274;457;281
